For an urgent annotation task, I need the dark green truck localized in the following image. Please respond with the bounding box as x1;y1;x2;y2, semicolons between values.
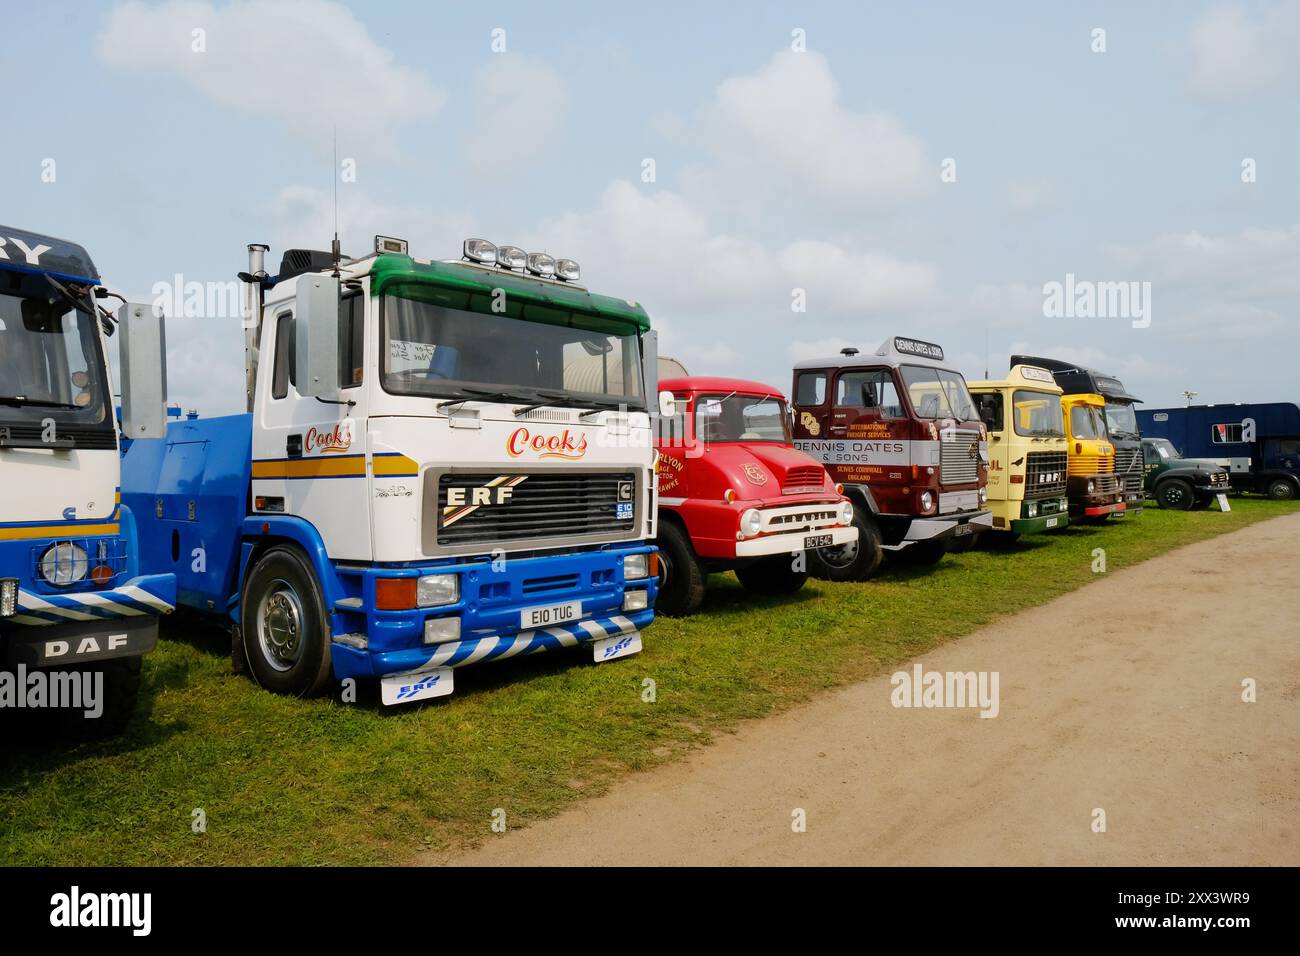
1142;438;1231;510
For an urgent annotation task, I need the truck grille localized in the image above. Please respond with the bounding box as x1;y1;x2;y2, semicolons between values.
1094;473;1121;495
1068;452;1114;477
1024;451;1068;498
1114;446;1144;494
940;429;982;485
430;472;636;547
782;465;824;493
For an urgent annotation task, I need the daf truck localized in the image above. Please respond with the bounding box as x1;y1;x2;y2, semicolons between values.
0;225;174;736
120;237;659;705
969;365;1070;537
791;335;992;580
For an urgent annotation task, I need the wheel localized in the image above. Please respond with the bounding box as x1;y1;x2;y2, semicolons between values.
1156;479;1195;510
653;521;706;616
1266;477;1297;500
240;545;334;697
904;538;948;565
734;554;809;595
808;502;884;581
58;657;143;741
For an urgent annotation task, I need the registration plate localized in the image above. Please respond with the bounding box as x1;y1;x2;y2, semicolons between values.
593;631;642;662
1045;517;1059;528
804;533;834;549
954;524;974;536
521;600;581;629
1216;493;1231;512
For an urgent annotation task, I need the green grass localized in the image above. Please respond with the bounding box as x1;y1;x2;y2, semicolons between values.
2;498;1293;865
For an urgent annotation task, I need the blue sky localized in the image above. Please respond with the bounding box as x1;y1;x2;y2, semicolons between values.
3;0;1297;413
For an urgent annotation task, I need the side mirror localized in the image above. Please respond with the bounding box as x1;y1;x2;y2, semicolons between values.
641;329;659;412
294;274;340;401
658;390;676;418
118;303;168;439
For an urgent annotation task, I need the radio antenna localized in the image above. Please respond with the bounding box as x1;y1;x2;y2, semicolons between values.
984;327;989;379
331;123;341;277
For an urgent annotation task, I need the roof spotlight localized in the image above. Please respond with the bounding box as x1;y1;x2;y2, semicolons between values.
554;258;581;282
495;245;526;270
463;238;497;263
526;252;556;277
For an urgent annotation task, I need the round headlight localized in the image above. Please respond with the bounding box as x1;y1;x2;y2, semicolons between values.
1087;479;1096;493
979;486;988;503
40;542;88;587
740;508;763;537
838;501;854;525
920;490;934;512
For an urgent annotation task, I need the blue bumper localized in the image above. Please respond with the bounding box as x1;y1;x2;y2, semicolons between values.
7;573;177;627
329;545;658;681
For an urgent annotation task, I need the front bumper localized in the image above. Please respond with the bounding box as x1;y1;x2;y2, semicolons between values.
3;574;176;628
902;508;994;543
328;545;657;682
734;525;857;558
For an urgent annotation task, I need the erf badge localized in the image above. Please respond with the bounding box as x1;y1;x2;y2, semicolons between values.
800;411;820;436
742;463;768;486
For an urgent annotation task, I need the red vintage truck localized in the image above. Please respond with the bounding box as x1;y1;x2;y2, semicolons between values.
653;375;857;616
790;335;992;580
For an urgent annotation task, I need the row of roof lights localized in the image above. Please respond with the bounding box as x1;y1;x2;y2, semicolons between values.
462;238;580;282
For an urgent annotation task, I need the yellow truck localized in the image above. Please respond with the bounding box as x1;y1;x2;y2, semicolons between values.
970;365;1070;537
1060;392;1125;523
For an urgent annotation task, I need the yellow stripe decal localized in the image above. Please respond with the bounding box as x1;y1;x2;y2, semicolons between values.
372;455;419;477
0;523;120;542
252;457;369;479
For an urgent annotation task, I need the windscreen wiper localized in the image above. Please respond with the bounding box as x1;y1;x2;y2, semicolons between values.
0;396;81;410
578;399;635;420
437;389;528;413
513;392;571;417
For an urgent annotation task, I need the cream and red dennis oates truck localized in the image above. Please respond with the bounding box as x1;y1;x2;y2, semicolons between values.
791;336;993;580
652;374;856;616
121;237;659;705
0;225;175;737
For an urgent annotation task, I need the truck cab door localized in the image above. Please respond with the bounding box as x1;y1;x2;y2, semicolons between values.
791;369;830;440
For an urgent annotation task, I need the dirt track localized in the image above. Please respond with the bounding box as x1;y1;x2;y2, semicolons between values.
433;513;1300;866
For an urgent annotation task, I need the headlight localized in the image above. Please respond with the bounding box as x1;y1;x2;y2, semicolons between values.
623;553;649;580
417;574;460;607
0;578;17;617
837;501;854;525
1027;501;1038;518
920;491;934;512
40;542;88;587
622;589;649;612
979;486;988;503
1087;479;1096;493
740;508;763;537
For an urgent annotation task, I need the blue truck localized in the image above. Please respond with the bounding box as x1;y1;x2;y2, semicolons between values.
1136;403;1300;501
0;225;174;736
120;236;660;705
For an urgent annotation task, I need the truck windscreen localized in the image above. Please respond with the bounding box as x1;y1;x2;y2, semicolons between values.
1069;405;1106;440
1012;390;1065;438
380;293;644;408
1104;402;1139;438
0;291;109;425
695;393;790;443
899;365;975;421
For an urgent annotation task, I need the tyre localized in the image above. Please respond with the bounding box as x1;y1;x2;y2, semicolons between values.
1266;477;1297;500
734;554;809;596
59;657;143;741
1156;478;1195;510
808;502;884;581
240;545;334;697
653;520;706;616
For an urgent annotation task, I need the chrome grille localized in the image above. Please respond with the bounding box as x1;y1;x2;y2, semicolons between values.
1094;474;1121;495
1114;446;1144;494
1024;451;1068;498
428;472;636;548
940;429;981;484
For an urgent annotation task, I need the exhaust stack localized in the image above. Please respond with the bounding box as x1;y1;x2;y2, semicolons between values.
243;243;269;412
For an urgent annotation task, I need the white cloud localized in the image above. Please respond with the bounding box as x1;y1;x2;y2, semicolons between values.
532;180;938;319
1005;177;1060;216
684;50;932;211
97;0;446;156
1102;224;1300;298
268;185;473;258
1185;1;1300;100
463;55;569;174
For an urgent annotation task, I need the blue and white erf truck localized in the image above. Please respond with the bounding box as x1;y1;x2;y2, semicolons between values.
0;225;174;736
121;237;660;705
